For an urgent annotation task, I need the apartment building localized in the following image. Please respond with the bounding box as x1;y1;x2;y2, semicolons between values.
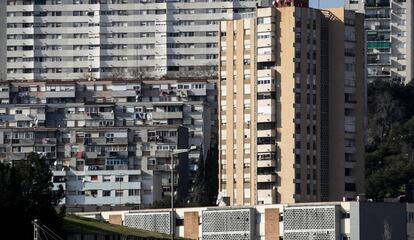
0;79;215;208
1;0;266;81
218;5;365;205
346;0;413;83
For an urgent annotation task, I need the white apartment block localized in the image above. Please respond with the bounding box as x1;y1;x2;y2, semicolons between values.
0;79;216;208
53;169;162;207
1;0;266;81
346;0;414;83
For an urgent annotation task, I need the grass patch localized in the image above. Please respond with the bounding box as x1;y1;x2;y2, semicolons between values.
63;214;184;239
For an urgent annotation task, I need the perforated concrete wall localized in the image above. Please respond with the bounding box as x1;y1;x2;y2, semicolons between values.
202;208;255;240
124;211;171;234
283;205;339;240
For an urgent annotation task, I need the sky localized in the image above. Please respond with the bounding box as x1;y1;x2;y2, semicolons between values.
309;0;344;8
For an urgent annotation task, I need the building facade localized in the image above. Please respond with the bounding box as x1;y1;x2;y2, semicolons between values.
218;6;365;205
346;0;414;83
0;79;216;208
78;201;409;240
1;0;267;80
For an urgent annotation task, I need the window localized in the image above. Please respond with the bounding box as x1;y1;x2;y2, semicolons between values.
345;183;356;192
257;17;271;25
257;32;271;39
128;189;140;196
258;47;272;55
115;190;123;197
345;168;351;177
103;176;111;182
115;176;124;182
90;190;97;197
295;183;301;194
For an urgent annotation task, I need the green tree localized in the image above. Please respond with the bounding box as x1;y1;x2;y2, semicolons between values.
367;81;404;147
0;153;64;239
366;114;414;199
188;157;210;206
205;146;219;205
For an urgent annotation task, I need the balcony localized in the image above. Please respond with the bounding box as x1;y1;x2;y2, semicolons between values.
36;138;57;145
367;58;391;65
365;14;390;19
152;112;183;120
258;38;275;48
15;114;33;121
365;1;390;8
257;23;275;33
187;88;206;96
257;160;276;168
45;91;75;99
257;174;276;183
257;144;276;153
155;151;170;158
257;189;276;204
83;182;141;191
258;83;275;93
0;91;10;99
258;69;276;78
367;41;391;50
13;138;34;145
369;25;391;31
257;130;276;138
154;165;171;172
85;152;98;159
367;67;391;77
112;90;139;98
258;114;276;123
258;53;275;63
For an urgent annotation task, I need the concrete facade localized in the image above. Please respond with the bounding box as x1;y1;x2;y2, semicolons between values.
1;0;265;80
218;6;365;206
0;79;216;208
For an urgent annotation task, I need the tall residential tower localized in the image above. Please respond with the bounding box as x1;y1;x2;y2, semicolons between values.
346;0;414;83
218;6;366;205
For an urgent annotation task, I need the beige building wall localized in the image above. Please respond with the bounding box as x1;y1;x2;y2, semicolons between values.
184;212;199;240
275;7;296;204
327;9;365;201
265;208;280;240
219;16;261;206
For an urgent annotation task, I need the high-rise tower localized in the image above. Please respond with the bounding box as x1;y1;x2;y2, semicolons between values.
218;6;365;205
346;0;414;83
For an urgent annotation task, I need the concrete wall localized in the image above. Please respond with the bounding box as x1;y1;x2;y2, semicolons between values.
350;202;407;240
184;212;199;240
76;202;410;240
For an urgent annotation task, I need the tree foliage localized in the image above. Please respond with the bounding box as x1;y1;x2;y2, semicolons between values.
366;81;414;199
188;157;209;206
0;152;65;239
187;147;218;207
204;145;219;205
